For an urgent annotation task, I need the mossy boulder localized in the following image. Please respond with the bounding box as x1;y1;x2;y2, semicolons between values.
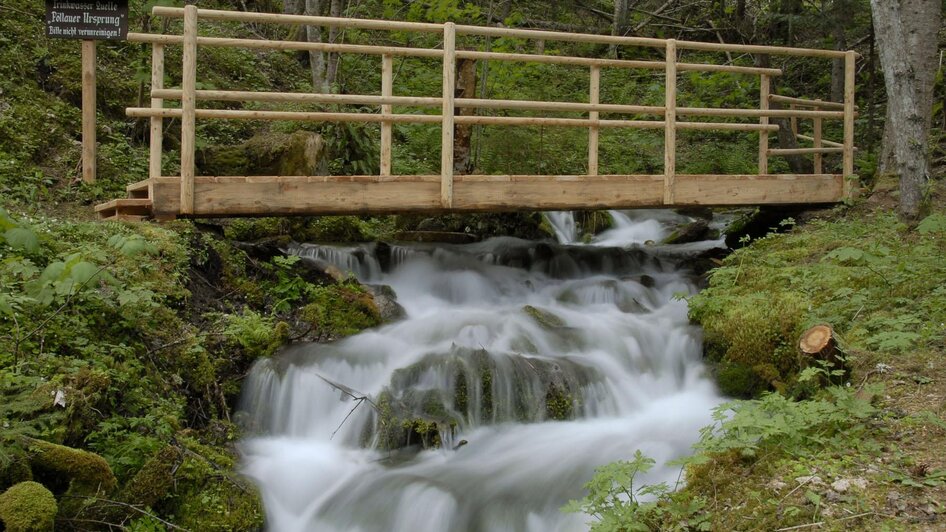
27;439;116;495
523;305;566;329
197;130;325;176
0;481;57;532
0;452;33;492
169;439;264;531
122;446;183;509
692;291;807;397
374;347;596;449
574;210;614;241
299;281;382;341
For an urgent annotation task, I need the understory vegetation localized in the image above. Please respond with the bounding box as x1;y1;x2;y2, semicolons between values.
568;186;946;530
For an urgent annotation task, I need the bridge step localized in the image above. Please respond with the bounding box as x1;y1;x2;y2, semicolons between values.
126;179;151;199
94;198;153;220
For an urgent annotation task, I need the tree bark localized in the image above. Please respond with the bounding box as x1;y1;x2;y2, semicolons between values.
610;0;629;56
305;0;327;93
326;0;342;90
499;0;513;22
284;0;301;15
871;0;940;219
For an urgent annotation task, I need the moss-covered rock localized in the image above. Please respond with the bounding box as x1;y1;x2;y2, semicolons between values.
197;130;325;176
27;439;116;494
523;305;566;329
0;481;57;532
122;446;183;509
300;281;382;340
693;291;806;397
170;439;264;531
0;452;33;492
574;210;614;241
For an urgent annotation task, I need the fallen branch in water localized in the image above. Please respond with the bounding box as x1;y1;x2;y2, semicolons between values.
315;373;379;439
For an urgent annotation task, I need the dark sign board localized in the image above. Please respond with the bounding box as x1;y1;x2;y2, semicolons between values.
45;0;129;40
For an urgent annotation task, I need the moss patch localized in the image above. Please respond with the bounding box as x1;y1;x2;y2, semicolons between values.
0;481;57;532
27;439;116;494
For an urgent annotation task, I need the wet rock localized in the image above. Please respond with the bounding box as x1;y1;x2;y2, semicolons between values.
661;219;711;245
523;305;566;329
364;284;407;323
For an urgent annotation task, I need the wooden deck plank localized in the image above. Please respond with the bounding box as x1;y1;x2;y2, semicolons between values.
147;174;844;217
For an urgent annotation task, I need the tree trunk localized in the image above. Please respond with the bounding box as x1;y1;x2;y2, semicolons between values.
454;58;477;174
610;0;629;56
284;0;301;15
830;27;847;102
499;0;512;22
326;0;342;90
770;102;814;173
871;0;940;219
305;0;327;93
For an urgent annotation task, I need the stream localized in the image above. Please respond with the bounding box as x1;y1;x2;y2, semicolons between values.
239;211;727;531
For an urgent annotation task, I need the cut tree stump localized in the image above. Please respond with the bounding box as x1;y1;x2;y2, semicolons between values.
799;324;848;379
800;324;835;356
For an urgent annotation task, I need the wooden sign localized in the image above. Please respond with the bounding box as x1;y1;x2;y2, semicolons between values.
45;0;129;41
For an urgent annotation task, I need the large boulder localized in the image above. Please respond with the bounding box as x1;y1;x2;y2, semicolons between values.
197;130;326;176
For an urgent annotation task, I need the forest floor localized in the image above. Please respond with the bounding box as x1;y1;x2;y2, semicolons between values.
663;177;946;531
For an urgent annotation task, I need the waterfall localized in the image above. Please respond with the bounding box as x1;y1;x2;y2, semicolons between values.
239;211;725;531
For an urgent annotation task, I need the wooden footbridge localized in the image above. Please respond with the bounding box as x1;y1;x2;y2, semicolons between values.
95;6;858;220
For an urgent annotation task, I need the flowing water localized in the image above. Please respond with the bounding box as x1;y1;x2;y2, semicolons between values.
239;211;726;531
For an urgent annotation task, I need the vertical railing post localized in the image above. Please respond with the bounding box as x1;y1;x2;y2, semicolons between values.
180;4;198;215
842;50;856;196
150;43;165;180
81;40;96;183
758;74;770;175
588;65;600;176
813;99;823;174
440;22;456;208
380;54;393;177
663;39;676;205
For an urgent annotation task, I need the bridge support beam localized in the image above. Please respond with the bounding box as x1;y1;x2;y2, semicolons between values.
663;39;676;204
180;4;198;215
440;22;456;208
759;74;770;174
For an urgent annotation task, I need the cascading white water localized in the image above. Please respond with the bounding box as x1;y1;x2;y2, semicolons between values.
545;211;579;244
239;212;725;531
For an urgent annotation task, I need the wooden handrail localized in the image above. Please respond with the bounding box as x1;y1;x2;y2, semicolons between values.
127;107;780;132
769;94;846;110
151;6;853;58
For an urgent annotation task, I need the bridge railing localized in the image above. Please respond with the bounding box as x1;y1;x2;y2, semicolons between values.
125;6;857;215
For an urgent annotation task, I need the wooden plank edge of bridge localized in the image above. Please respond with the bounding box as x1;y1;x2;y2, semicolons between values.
100;173;845;219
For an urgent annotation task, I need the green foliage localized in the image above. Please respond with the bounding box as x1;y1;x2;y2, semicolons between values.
695;385;879;458
222;309;288;359
0;481;57;532
301;281;382;339
689;209;946;396
564;451;710;532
